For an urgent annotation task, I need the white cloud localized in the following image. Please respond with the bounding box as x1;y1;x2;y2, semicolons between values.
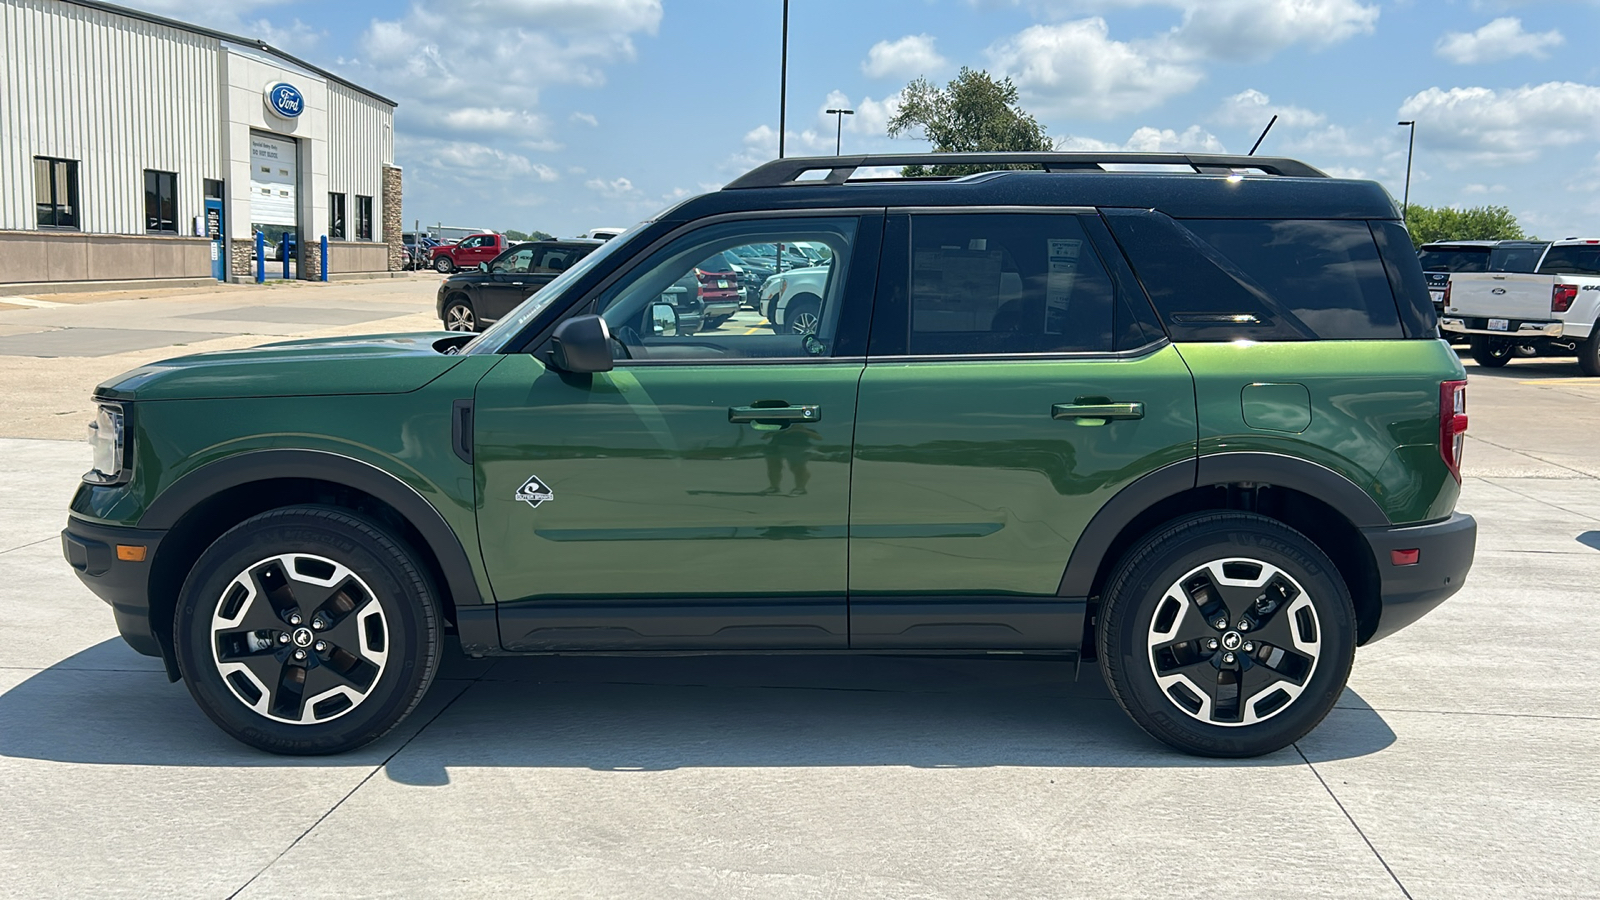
585;176;640;199
1399;82;1600;164
1211;89;1325;130
1320;165;1369;180
862;34;947;79
1436;17;1563;65
986;18;1203;118
1054;125;1225;152
1283;125;1373;158
570;112;599;127
1460;183;1508;195
1169;0;1379;63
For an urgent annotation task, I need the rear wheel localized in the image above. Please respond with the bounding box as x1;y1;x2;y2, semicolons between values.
1097;512;1356;758
1578;329;1600;377
1470;335;1514;368
173;506;441;755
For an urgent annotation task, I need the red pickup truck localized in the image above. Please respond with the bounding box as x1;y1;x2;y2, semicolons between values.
430;233;508;273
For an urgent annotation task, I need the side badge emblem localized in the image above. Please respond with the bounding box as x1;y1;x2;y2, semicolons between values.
515;475;553;508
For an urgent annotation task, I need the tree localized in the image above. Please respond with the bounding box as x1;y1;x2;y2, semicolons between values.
1402;205;1525;249
503;229;554;242
886;67;1050;177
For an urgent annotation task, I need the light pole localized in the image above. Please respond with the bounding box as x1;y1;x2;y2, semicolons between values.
778;0;789;158
1398;120;1416;222
825;107;854;155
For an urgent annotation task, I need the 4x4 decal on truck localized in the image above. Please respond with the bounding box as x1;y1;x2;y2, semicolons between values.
515;475;554;508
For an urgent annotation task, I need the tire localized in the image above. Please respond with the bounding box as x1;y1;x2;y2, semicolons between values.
1469;335;1514;368
173;506;441;755
1096;512;1356;758
442;297;477;333
433;256;454;274
783;295;822;335
1579;329;1600;377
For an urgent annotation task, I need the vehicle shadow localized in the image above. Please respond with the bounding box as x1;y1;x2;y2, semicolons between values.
0;639;1397;777
1455;350;1588;380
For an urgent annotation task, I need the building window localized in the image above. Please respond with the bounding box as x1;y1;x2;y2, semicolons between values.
329;193;347;239
203;178;224;199
144;170;178;234
34;157;80;229
355;195;373;241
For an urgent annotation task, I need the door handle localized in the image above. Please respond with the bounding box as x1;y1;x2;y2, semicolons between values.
729;405;821;423
1052;401;1144;421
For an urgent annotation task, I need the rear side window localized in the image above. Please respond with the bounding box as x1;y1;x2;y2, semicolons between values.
905;213;1114;355
1104;211;1403;341
1537;245;1600;276
1417;247;1489;272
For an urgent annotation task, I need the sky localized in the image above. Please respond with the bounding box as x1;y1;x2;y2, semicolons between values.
121;0;1600;239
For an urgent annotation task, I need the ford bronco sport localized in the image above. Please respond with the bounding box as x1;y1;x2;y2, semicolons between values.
62;152;1476;758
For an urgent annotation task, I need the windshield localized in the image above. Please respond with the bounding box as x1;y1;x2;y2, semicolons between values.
460;224;642;354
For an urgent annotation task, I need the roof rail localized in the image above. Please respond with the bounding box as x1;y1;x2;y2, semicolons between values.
724;152;1328;189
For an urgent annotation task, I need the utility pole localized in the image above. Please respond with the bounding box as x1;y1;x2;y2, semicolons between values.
1398;120;1416;222
825;108;854;155
778;0;789;158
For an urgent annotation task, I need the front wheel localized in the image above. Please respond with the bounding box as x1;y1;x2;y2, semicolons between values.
173;506;441;755
442;298;477;332
1097;512;1356;757
784;295;822;335
433;256;454;274
1470;335;1514;368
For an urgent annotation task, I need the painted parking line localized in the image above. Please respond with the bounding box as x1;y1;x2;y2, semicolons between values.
0;296;66;309
1519;378;1600;385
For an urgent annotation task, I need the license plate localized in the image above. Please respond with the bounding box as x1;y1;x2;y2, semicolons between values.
717;280;730;288
1488;318;1509;332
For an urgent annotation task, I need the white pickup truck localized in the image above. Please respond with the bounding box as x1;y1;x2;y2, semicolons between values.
1440;239;1600;376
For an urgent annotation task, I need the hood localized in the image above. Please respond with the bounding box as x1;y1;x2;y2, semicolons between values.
96;332;469;401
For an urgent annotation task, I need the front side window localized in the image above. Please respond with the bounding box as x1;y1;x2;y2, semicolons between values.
905;213;1115;355
144;170;178;234
596;217;857;361
35;157;80;229
329;193;346;239
492;247;535;274
356;195;373;240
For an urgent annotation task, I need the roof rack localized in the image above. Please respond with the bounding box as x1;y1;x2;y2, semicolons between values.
725;152;1328;189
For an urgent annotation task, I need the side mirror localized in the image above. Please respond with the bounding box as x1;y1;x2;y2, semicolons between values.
650;303;679;336
549;314;614;373
478;262;489;272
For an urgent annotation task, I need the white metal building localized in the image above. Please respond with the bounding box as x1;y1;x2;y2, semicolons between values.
0;0;401;287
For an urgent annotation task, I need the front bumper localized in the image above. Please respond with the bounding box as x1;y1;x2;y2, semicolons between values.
1440;317;1563;338
61;516;169;664
1360;511;1476;643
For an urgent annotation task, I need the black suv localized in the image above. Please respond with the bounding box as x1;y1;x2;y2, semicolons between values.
64;153;1475;758
437;239;603;332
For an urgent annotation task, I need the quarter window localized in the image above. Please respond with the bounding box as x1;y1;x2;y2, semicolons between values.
35;157;80;229
355;195;373;240
144;170;178;234
328;193;346;239
905;214;1115;355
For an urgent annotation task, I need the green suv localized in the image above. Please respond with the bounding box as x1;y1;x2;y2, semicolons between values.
61;152;1476;758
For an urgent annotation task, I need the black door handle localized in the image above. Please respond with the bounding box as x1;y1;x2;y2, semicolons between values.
729;405;821;424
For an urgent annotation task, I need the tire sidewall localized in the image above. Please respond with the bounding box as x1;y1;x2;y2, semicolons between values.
444;299;475;332
1100;514;1356;757
174;508;437;754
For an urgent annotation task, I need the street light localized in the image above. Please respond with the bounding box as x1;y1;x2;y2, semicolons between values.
1398;120;1416;223
825;107;854;155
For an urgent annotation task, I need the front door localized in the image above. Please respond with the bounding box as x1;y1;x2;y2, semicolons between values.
478;245;537;322
474;214;879;651
848;211;1197;648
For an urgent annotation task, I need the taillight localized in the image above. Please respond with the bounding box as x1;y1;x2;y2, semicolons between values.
1552;283;1577;313
1440;380;1468;482
1442;280;1452;306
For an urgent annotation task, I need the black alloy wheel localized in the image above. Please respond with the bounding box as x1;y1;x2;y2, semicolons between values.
174;506;440;755
1097;512;1356;757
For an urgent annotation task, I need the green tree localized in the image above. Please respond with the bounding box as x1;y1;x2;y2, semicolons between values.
1402;204;1525;249
886;67;1050;177
503;229;555;242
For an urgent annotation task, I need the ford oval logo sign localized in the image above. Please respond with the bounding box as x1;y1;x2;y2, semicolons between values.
265;82;304;119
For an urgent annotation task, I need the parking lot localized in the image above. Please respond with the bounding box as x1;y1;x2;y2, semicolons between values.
2;283;1599;898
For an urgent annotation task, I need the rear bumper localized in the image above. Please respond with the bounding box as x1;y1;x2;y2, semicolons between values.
61;516;167;661
1440;317;1563;338
1360;512;1477;643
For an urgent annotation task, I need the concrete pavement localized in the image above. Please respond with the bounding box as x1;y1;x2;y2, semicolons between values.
1;305;1598;897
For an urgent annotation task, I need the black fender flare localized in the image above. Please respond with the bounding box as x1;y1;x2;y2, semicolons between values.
139;449;485;608
1057;452;1388;597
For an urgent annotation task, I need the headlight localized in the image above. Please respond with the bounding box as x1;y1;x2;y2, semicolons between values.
84;403;125;484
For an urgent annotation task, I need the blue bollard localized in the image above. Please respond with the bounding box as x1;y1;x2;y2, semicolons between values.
255;232;264;284
321;235;329;282
283;233;291;280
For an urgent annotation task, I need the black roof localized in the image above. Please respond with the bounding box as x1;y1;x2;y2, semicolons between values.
673;153;1400;222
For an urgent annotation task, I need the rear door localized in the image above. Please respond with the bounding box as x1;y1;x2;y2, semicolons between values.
848;210;1197;649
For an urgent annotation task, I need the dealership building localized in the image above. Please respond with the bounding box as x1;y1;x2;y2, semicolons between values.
0;0;402;289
